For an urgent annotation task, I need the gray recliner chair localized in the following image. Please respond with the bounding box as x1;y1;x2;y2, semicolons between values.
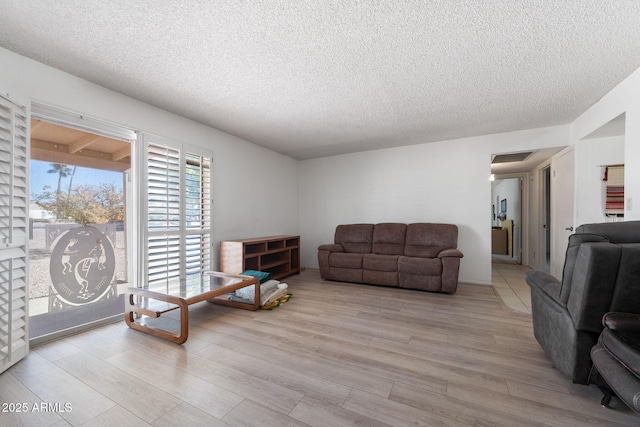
526;221;640;384
590;312;640;414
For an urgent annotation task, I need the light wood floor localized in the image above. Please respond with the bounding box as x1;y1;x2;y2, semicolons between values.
2;269;638;426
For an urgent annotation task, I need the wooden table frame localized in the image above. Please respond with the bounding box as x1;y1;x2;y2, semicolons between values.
125;271;260;344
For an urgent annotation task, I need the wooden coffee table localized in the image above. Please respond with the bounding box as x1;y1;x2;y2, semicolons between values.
125;271;260;344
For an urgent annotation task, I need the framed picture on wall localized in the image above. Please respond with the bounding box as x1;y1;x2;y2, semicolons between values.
501;198;507;213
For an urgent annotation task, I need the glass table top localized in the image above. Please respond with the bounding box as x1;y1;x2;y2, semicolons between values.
140;271;256;300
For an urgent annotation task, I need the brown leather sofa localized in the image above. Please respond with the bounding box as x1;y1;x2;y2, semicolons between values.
318;223;463;293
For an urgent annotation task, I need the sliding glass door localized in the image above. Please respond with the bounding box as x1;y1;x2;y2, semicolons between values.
28;111;135;342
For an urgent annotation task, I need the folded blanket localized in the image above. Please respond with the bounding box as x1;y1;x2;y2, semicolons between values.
227;294;254;304
234;279;280;301
240;270;272;283
261;292;292;310
262;283;289;305
229;282;288;306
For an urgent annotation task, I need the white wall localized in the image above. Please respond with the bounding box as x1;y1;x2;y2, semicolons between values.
572;67;640;221
299;126;569;285
0;47;299;270
575;135;625;225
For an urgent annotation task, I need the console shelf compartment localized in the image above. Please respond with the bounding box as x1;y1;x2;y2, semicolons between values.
220;235;300;280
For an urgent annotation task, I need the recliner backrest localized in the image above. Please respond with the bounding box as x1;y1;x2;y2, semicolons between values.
372;223;406;255
576;220;640;244
568;243;640;333
559;233;609;303
404;223;458;258
334;224;374;253
559;221;640;304
609;243;640;312
567;242;622;332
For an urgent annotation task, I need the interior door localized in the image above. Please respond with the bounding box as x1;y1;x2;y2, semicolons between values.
550;147;575;280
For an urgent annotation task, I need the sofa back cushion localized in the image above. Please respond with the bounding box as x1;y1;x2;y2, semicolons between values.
372;223;407;255
404;223;458;258
335;224;374;253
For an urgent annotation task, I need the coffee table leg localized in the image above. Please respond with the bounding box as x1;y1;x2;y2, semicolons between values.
125;291;190;344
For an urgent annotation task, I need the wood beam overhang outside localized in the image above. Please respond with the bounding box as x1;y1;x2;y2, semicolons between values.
31;138;130;172
30;119;132;172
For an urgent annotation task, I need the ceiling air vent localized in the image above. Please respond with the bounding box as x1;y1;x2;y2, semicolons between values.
492;151;535;164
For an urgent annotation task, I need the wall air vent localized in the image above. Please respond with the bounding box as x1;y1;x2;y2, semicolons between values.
491;151;535;164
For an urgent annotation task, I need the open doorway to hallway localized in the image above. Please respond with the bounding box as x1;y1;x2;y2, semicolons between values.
490;147;566;271
491;176;522;265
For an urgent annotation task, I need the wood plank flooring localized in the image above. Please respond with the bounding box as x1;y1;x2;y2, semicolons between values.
2;269;638;426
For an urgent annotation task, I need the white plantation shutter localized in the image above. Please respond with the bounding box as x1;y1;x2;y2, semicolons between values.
0;88;30;373
146;144;181;286
141;135;212;289
185;154;211;276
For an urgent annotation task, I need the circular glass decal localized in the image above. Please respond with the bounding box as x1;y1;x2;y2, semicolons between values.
49;226;116;306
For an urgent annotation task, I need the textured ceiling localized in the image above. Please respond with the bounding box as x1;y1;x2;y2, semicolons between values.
1;1;640;160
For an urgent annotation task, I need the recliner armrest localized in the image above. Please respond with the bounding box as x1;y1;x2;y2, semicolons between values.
602;312;640;333
437;248;463;258
318;244;344;253
526;270;564;307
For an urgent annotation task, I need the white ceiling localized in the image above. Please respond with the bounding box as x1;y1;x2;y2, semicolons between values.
1;1;640;160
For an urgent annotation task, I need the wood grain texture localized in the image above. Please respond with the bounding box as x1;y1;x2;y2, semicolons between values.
4;268;638;426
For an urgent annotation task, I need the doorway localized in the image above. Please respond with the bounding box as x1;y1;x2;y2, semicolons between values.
549;147;575;280
28;110;135;343
491;176;523;264
542;165;551;272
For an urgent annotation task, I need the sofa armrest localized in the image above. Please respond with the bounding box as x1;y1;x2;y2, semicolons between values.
438;248;463;258
602;312;640;333
318;244;343;280
526;270;564;307
318;244;344;253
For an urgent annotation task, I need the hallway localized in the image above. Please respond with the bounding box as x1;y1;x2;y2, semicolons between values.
492;262;532;314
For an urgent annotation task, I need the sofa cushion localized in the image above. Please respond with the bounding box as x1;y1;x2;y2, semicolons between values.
335;224;374;253
404;223;458;258
372;223;406;255
398;256;442;276
329;252;364;269
363;254;399;272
